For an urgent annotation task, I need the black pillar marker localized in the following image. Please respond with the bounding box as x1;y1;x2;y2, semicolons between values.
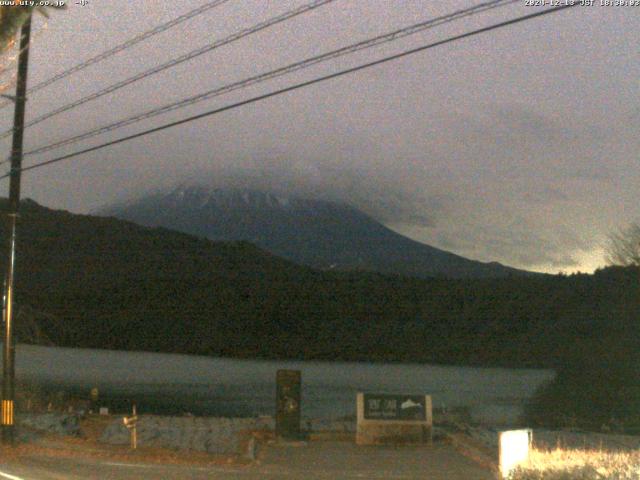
275;369;301;440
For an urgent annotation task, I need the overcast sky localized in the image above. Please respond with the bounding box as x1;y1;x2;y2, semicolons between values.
0;0;637;273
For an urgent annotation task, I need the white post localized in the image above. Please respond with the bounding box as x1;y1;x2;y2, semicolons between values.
499;429;531;478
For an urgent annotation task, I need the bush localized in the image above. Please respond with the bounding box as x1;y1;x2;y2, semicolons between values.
509;465;602;480
508;448;640;480
510;466;610;480
524;338;640;432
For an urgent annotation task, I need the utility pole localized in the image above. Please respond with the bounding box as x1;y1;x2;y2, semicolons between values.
2;14;31;445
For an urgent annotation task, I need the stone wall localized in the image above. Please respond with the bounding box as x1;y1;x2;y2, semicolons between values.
100;415;274;454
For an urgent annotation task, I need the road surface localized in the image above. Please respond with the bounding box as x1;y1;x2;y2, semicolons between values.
0;440;495;479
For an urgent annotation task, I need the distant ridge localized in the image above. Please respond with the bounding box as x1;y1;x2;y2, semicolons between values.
100;185;532;279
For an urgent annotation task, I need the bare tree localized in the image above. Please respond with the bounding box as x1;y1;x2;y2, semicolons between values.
605;223;640;266
1;5;65;54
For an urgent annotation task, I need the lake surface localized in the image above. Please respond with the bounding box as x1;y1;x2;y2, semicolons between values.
8;343;554;425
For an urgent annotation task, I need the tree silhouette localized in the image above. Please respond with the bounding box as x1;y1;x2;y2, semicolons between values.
606;223;640;267
1;5;65;54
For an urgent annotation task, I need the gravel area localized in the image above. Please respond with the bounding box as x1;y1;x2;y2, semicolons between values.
303;418;355;433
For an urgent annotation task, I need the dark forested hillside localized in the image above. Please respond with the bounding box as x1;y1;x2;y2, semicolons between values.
1;199;638;369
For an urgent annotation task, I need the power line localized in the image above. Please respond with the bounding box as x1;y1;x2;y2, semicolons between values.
23;0;518;158
0;0;232;111
0;0;337;140
0;4;578;181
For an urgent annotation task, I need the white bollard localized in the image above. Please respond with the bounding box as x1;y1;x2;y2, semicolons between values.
499;429;532;479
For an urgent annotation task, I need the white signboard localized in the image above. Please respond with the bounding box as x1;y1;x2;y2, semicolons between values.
356;393;432;445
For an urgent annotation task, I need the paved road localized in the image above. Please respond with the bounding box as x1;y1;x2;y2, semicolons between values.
0;441;495;479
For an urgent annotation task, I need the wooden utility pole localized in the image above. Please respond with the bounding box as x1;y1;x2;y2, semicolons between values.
2;13;31;445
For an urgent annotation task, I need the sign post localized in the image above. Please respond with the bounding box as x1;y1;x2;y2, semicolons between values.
123;404;138;450
275;369;301;440
89;387;99;413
